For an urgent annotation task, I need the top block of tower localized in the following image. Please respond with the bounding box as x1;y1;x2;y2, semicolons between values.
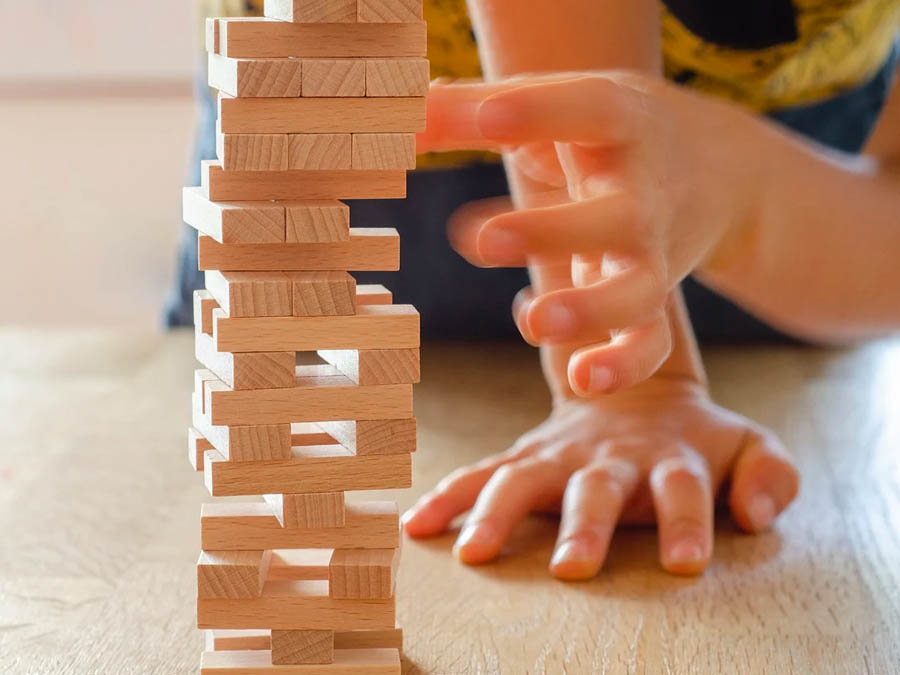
265;0;423;23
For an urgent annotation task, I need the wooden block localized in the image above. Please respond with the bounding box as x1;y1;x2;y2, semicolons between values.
351;134;415;170
263;492;345;529
196;326;296;389
206;18;220;54
197;579;395;630
329;549;398;600
203;448;412;496
358;0;422;22
290;271;356;316
200;648;400;674
201;501;399;551
317;348;419;385
290;422;337;446
198;229;399;272
365;59;428;97
202;161;406;201
189;427;215;471
355;285;391;305
301;59;365;97
193;393;293;461
205;271;293;318
184;187;285;244
218;95;426;134
205;628;402;652
267;549;332;581
271;630;334;665
317;419;416;455
218;19;426;58
218;133;289;171
265;0;356;23
198;550;272;599
213;304;419;352
209;54;302;98
194;290;221;337
287;134;351;170
284;201;349;243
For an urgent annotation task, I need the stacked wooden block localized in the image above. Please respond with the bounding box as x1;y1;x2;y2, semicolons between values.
185;2;426;672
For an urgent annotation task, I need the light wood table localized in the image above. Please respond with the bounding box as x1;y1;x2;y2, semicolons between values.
1;328;898;673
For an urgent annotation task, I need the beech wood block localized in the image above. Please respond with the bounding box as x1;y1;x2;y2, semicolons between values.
198;550;272;599
201;501;400;551
218;96;426;134
351;134;415;170
265;0;356;23
267;549;332;581
283;200;349;242
209;54;302;98
218;132;289;171
329;549;398;600
198;229;399;272
189;427;215;471
205;271;293;318
289;271;356;316
365;59;429;97
202;161;406;201
263;492;346;528
196;290;221;335
302;60;365;97
287;134;351;170
217;19;426;59
184;187;285;244
196;326;296;390
197;579;395;630
317;419;416;455
200;648;400;674
358;0;422;22
207;18;220;53
205;628;402;652
194;393;293;461
203;448;412;496
355;285;391;305
317;348;419;385
271;630;334;665
213;304;418;352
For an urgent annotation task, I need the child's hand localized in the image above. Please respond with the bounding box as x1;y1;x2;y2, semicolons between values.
403;376;798;577
420;74;760;394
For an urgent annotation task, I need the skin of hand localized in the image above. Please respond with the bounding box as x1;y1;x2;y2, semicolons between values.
419;73;763;395
403;374;799;577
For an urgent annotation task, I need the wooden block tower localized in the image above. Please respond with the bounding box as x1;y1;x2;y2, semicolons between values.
184;2;426;672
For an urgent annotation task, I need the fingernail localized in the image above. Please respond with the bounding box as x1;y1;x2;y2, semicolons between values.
589;365;614;393
454;523;495;552
668;540;704;565
477;227;523;262
747;493;777;531
538;302;576;339
550;540;589;566
477;96;515;139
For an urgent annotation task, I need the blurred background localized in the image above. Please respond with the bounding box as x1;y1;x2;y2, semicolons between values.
0;1;196;327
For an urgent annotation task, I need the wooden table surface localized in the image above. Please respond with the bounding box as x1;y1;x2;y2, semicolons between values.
1;328;899;674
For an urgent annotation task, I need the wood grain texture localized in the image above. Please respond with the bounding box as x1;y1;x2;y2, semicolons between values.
205;271;292;318
271;630;334;665
355;285;391;305
196;326;296;390
201;648;399;674
365;59;428;97
208;54;302;98
329;549;398;600
218;19;426;58
198;579;394;630
183;187;285;244
284;200;349;243
193;393;293;462
263;492;346;529
358;0;422;22
351;134;415;170
201;501;399;551
195;290;221;336
203;448;412;496
264;0;357;23
198;550;272;599
213;304;419;352
189;427;215;472
318;348;420;385
205;628;403;652
218;96;426;134
202;161;406;201
302;60;366;97
286;134;351;170
289;271;357;316
317;419;416;456
218;133;289;171
198;229;399;272
266;549;332;582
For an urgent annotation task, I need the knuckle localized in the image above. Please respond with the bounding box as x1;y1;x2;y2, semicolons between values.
652;455;708;489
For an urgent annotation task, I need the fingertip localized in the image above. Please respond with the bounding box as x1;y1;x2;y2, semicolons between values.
453;523;502;564
567;355;616;397
401;503;446;538
548;540;602;581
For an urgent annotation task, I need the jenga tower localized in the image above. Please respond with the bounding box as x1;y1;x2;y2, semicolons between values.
184;3;426;672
